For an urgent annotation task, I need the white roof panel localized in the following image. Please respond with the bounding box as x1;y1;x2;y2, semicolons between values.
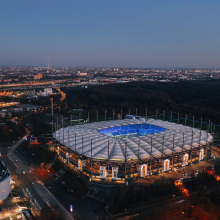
53;118;212;161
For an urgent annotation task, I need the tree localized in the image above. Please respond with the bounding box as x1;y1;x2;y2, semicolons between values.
37;208;62;220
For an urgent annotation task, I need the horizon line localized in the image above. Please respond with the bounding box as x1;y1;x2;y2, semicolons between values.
0;65;219;70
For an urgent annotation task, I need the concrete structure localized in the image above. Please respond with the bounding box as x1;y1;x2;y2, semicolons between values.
41;88;52;96
21;209;35;220
0;160;11;201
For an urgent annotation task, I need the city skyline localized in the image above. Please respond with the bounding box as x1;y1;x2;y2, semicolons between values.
1;0;220;68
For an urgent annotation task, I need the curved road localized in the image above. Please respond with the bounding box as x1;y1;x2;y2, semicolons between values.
7;135;75;220
7;136;31;174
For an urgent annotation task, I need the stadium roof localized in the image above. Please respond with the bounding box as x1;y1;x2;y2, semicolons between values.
53;118;213;161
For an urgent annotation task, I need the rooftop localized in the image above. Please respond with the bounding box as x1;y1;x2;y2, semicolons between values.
54;118;213;161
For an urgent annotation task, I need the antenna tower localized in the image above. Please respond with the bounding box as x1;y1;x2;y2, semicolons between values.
47;59;50;73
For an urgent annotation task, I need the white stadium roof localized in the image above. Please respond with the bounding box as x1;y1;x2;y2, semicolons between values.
53;118;213;161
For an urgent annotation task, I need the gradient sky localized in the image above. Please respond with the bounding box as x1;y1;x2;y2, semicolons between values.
1;0;220;68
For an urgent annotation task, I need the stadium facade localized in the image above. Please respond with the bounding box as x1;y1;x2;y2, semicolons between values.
53;117;213;181
0;160;11;201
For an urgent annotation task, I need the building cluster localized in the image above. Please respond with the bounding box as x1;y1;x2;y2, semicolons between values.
0;103;40;117
0;66;219;90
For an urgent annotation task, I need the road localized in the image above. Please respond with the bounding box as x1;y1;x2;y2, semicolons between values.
5;136;75;219
4;135;107;220
7;136;31;174
32;181;75;220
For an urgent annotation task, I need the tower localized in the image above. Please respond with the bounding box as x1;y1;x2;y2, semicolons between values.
47;59;50;74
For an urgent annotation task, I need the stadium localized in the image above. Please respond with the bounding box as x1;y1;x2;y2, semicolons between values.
53;116;213;181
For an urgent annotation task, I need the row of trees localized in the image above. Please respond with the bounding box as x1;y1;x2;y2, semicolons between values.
62;80;220;124
0;123;25;144
109;178;180;214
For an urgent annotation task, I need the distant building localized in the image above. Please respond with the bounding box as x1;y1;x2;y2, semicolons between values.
98;79;115;84
18;104;40;111
74;78;80;82
33;73;42;80
23;89;36;95
41;88;53;96
77;72;87;76
3;79;12;83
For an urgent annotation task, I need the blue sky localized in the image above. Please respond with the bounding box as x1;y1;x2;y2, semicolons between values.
1;0;220;68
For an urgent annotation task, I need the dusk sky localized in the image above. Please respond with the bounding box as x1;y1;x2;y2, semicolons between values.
1;0;220;68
